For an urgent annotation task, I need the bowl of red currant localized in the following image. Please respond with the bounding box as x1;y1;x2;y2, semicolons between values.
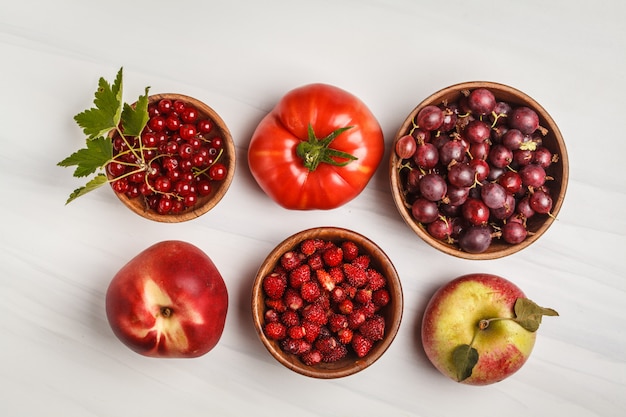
251;227;403;378
390;81;569;259
107;93;235;222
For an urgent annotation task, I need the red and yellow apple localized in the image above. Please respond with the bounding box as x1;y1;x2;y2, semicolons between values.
105;240;228;358
421;273;557;385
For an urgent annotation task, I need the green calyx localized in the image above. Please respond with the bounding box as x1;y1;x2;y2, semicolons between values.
296;124;357;171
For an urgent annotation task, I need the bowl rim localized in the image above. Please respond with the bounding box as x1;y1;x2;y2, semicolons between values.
389;81;569;260
107;93;236;223
251;226;404;378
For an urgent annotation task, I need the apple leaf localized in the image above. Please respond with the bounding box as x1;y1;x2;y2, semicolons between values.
514;298;559;332
452;344;479;382
73;67;123;140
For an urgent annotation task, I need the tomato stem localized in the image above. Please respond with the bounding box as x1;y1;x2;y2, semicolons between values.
296;124;357;171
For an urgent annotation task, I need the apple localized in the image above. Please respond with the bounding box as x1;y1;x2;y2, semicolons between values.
421;273;557;385
105;240;228;358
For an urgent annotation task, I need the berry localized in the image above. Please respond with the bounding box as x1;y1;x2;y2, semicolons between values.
352;333;374;358
341;240;360;261
280;251;302;271
359;315;385;341
301;303;327;326
322;245;343;267
315;269;336;291
343;263;368;288
262;272;286;299
288;264;311;288
264;322;286;340
300;281;321;303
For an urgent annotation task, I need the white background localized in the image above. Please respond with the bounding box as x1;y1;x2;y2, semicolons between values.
1;1;624;416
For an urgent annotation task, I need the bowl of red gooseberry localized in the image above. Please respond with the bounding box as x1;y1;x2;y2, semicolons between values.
251;227;403;378
389;81;568;260
106;93;235;222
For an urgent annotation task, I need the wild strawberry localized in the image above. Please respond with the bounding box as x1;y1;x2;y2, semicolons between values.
265;298;287;313
307;253;324;270
358;301;376;319
316;292;331;310
359;315;385;341
288;325;307;340
301;349;322;366
262;272;286;299
284;288;304;311
366;269;387;291
328;266;345;284
341;240;360;261
301;303;327;326
280;310;300;327
372;288;390;308
351;333;374;358
355;288;372;305
337;328;353;345
351;254;371;270
264;322;286;340
314;336;338;355
264;309;280;323
315;269;336;291
322;245;343;267
300;239;318;256
347;309;366;329
328;313;348;333
289;264;311;288
280;250;302;271
281;338;311;355
322;343;348;363
337;298;354;315
300;280;321;303
330;286;347;303
343;263;368;288
341;283;357;299
302;321;321;343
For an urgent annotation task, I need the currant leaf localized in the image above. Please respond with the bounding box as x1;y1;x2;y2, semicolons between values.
73;67;123;140
65;174;108;204
121;86;150;137
514;298;559;332
452;344;478;382
57;137;113;177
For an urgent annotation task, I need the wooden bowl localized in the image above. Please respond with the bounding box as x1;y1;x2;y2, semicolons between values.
390;81;569;260
251;227;403;378
107;93;235;223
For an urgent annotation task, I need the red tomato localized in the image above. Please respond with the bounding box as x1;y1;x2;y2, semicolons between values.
248;83;384;210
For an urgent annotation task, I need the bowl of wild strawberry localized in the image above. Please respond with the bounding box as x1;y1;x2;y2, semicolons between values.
106;93;236;222
389;81;569;260
251;227;404;378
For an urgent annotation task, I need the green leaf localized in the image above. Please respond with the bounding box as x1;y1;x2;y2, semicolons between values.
57;137;113;177
514;298;559;332
65;174;108;204
121;86;150;137
73;67;123;140
452;344;479;382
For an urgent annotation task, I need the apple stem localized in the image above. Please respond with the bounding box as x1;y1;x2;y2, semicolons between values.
160;307;172;318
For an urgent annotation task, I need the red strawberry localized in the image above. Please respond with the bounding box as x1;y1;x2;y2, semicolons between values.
300;280;321;303
343;263;368;288
281;338;311;355
358;301;377;319
341;240;360;261
300;239;318;256
262;272;286;299
264;309;280;323
347;309;366;329
280;250;302;271
359;315;385;341
355;288;373;305
366;268;387;291
316;269;336;291
372;288;390;308
289;264;311;288
330;286;347;303
314;336;338;355
264;322;286;340
337;298;354;315
301;349;322;366
284;288;304;311
322;245;343;267
328;266;345;284
351;333;374;358
301;303;327;326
